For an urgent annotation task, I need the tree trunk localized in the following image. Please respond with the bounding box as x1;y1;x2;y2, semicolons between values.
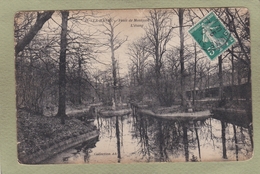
218;55;224;106
179;9;186;107
57;11;69;124
154;39;162;104
231;46;234;101
110;31;117;108
193;44;197;105
78;57;82;105
112;57;117;100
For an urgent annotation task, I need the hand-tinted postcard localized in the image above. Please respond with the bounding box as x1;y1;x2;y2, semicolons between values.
15;8;252;164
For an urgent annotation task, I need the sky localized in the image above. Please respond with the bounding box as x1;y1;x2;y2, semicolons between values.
82;9;188;76
37;9;152;76
80;9;227;76
22;8;247;77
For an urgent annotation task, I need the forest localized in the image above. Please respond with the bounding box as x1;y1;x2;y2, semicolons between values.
15;8;250;115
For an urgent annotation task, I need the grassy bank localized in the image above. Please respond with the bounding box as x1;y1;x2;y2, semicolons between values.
17;109;97;162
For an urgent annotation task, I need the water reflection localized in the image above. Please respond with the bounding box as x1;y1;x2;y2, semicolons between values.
44;112;253;164
115;116;121;163
133;113;252;162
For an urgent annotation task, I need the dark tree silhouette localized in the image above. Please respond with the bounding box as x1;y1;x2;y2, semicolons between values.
56;11;69;124
15;11;54;56
100;17;128;108
145;9;174;105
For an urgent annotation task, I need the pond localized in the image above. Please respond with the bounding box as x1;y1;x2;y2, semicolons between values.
43;112;253;164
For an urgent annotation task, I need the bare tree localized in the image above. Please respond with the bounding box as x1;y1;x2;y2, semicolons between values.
100;17;128;108
127;36;150;86
187;9;205;105
15;11;54;56
145;9;174;105
223;8;251;107
15;12;59;115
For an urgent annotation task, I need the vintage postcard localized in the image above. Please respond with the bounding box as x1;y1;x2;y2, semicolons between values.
15;8;252;164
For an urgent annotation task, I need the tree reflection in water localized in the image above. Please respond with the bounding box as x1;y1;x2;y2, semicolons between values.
131;113;253;162
132;113;196;162
221;121;228;159
115;116;121;163
193;120;201;161
45;112;253;164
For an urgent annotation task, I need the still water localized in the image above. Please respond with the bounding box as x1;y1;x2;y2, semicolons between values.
43;113;253;164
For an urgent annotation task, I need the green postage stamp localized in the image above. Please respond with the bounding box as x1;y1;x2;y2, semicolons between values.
189;11;236;60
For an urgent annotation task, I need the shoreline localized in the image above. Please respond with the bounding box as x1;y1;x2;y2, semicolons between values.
19;130;99;164
17;108;99;164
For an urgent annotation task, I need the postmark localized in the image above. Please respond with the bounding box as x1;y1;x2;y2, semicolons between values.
188;11;236;60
